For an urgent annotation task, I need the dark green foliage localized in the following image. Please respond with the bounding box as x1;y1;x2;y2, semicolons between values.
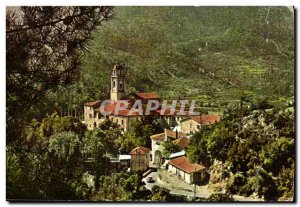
6;114;120;200
82;124;122;190
187;126;213;166
116;116;164;154
6;6;114;144
277;164;294;201
95;172;151;201
208;125;235;162
151;185;187;201
257;168;279;201
208;193;235;202
162;140;181;158
187;98;294;201
262;138;294;176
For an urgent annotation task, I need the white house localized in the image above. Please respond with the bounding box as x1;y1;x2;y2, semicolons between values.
150;129;188;167
168;156;206;184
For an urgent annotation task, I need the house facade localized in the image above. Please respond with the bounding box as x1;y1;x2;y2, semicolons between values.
179;114;221;134
150;129;189;167
129;146;151;171
167;156;206;184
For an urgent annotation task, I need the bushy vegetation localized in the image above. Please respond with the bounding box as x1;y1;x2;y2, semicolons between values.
7;114;155;200
187;98;294;201
94;172;151;201
116;116;164;153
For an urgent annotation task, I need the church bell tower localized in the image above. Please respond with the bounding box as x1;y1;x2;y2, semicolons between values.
110;64;126;101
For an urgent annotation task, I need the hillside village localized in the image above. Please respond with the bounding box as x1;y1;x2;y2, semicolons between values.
83;64;228;196
7;6;294;202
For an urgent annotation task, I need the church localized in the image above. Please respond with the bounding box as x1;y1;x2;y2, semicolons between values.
83;64;196;131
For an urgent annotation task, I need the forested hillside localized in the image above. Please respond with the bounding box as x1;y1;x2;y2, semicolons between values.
47;6;294;114
6;6;295;201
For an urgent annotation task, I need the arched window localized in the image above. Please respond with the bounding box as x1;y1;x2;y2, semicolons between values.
113;80;116;88
119;80;123;90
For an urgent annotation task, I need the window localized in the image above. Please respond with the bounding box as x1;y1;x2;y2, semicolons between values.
94;112;97;118
89;114;92;118
119;80;123;90
197;125;200;129
113;80;116;88
121;119;124;125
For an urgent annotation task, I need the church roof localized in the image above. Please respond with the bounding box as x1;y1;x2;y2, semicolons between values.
129;146;151;155
133;92;160;100
84;100;101;107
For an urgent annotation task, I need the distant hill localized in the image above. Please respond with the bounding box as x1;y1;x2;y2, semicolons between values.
79;6;294;108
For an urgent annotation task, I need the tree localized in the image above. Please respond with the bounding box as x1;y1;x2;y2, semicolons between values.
208;193;235;202
82;127;121;190
151;185;172;201
150;185;187;201
207;125;235;162
187;127;213;166
95;172;151;201
277;163;294;200
262;138;294;176
6;6;114;144
7;114;88;200
161;140;181;158
128;116;164;148
46;132;84;199
116;131;142;154
257;168;279;201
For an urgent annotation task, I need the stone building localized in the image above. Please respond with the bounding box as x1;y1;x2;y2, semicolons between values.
83;64;194;131
129;146;151;171
179;114;221;134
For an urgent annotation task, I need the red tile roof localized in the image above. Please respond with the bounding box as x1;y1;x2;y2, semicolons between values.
94;100;141;117
191;115;221;125
173;137;190;148
134;92;160;100
169;156;205;174
129;146;151;155
150;133;165;141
